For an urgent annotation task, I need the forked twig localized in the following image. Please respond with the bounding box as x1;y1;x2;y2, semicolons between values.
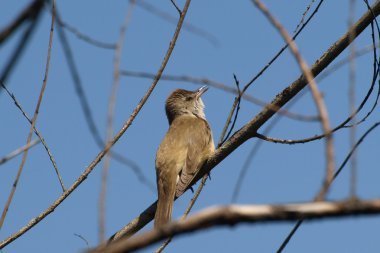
1;82;65;191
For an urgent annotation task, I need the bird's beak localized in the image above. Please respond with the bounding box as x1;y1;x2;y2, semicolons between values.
196;86;208;98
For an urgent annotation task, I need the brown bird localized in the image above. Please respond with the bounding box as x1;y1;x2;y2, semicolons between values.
154;86;214;228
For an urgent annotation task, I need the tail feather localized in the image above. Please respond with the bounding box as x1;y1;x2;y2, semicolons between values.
154;193;174;228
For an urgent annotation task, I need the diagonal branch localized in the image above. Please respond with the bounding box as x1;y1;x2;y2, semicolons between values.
107;1;380;241
1;82;65;191
96;199;380;253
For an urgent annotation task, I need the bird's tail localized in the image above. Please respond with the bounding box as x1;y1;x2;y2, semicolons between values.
154;177;175;228
154;191;174;228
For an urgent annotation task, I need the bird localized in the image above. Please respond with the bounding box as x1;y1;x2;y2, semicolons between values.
154;86;214;228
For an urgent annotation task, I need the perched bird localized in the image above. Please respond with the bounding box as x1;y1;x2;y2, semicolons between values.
154;86;214;228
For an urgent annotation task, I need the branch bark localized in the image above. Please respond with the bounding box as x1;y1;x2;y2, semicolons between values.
97;199;380;253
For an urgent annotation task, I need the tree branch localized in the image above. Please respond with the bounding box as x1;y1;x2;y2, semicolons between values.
97;199;380;253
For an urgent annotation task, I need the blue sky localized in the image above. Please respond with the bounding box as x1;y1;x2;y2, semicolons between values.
1;1;380;252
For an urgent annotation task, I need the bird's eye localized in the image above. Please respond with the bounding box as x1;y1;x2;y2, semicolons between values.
185;97;192;101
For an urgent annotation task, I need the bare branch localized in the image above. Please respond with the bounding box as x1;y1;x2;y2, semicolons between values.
74;233;90;248
97;199;380;253
170;0;182;15
221;74;242;144
135;0;219;46
53;7;116;49
241;0;325;92
1;82;65;191
293;0;317;33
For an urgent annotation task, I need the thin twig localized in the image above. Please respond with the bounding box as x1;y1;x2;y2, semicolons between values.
231;118;277;203
1;82;65;191
170;0;182;15
276;220;303;253
135;0;219;46
99;2;135;243
53;7;116;49
0;0;58;229
0;139;40;165
241;0;325;93
294;0;316;33
231;87;308;202
0;0;192;247
74;233;90;247
222;74;242;144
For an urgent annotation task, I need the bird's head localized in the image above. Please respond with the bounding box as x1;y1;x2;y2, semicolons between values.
165;86;208;125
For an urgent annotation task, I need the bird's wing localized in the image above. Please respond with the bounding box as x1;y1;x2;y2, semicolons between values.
155;117;189;227
175;116;214;197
